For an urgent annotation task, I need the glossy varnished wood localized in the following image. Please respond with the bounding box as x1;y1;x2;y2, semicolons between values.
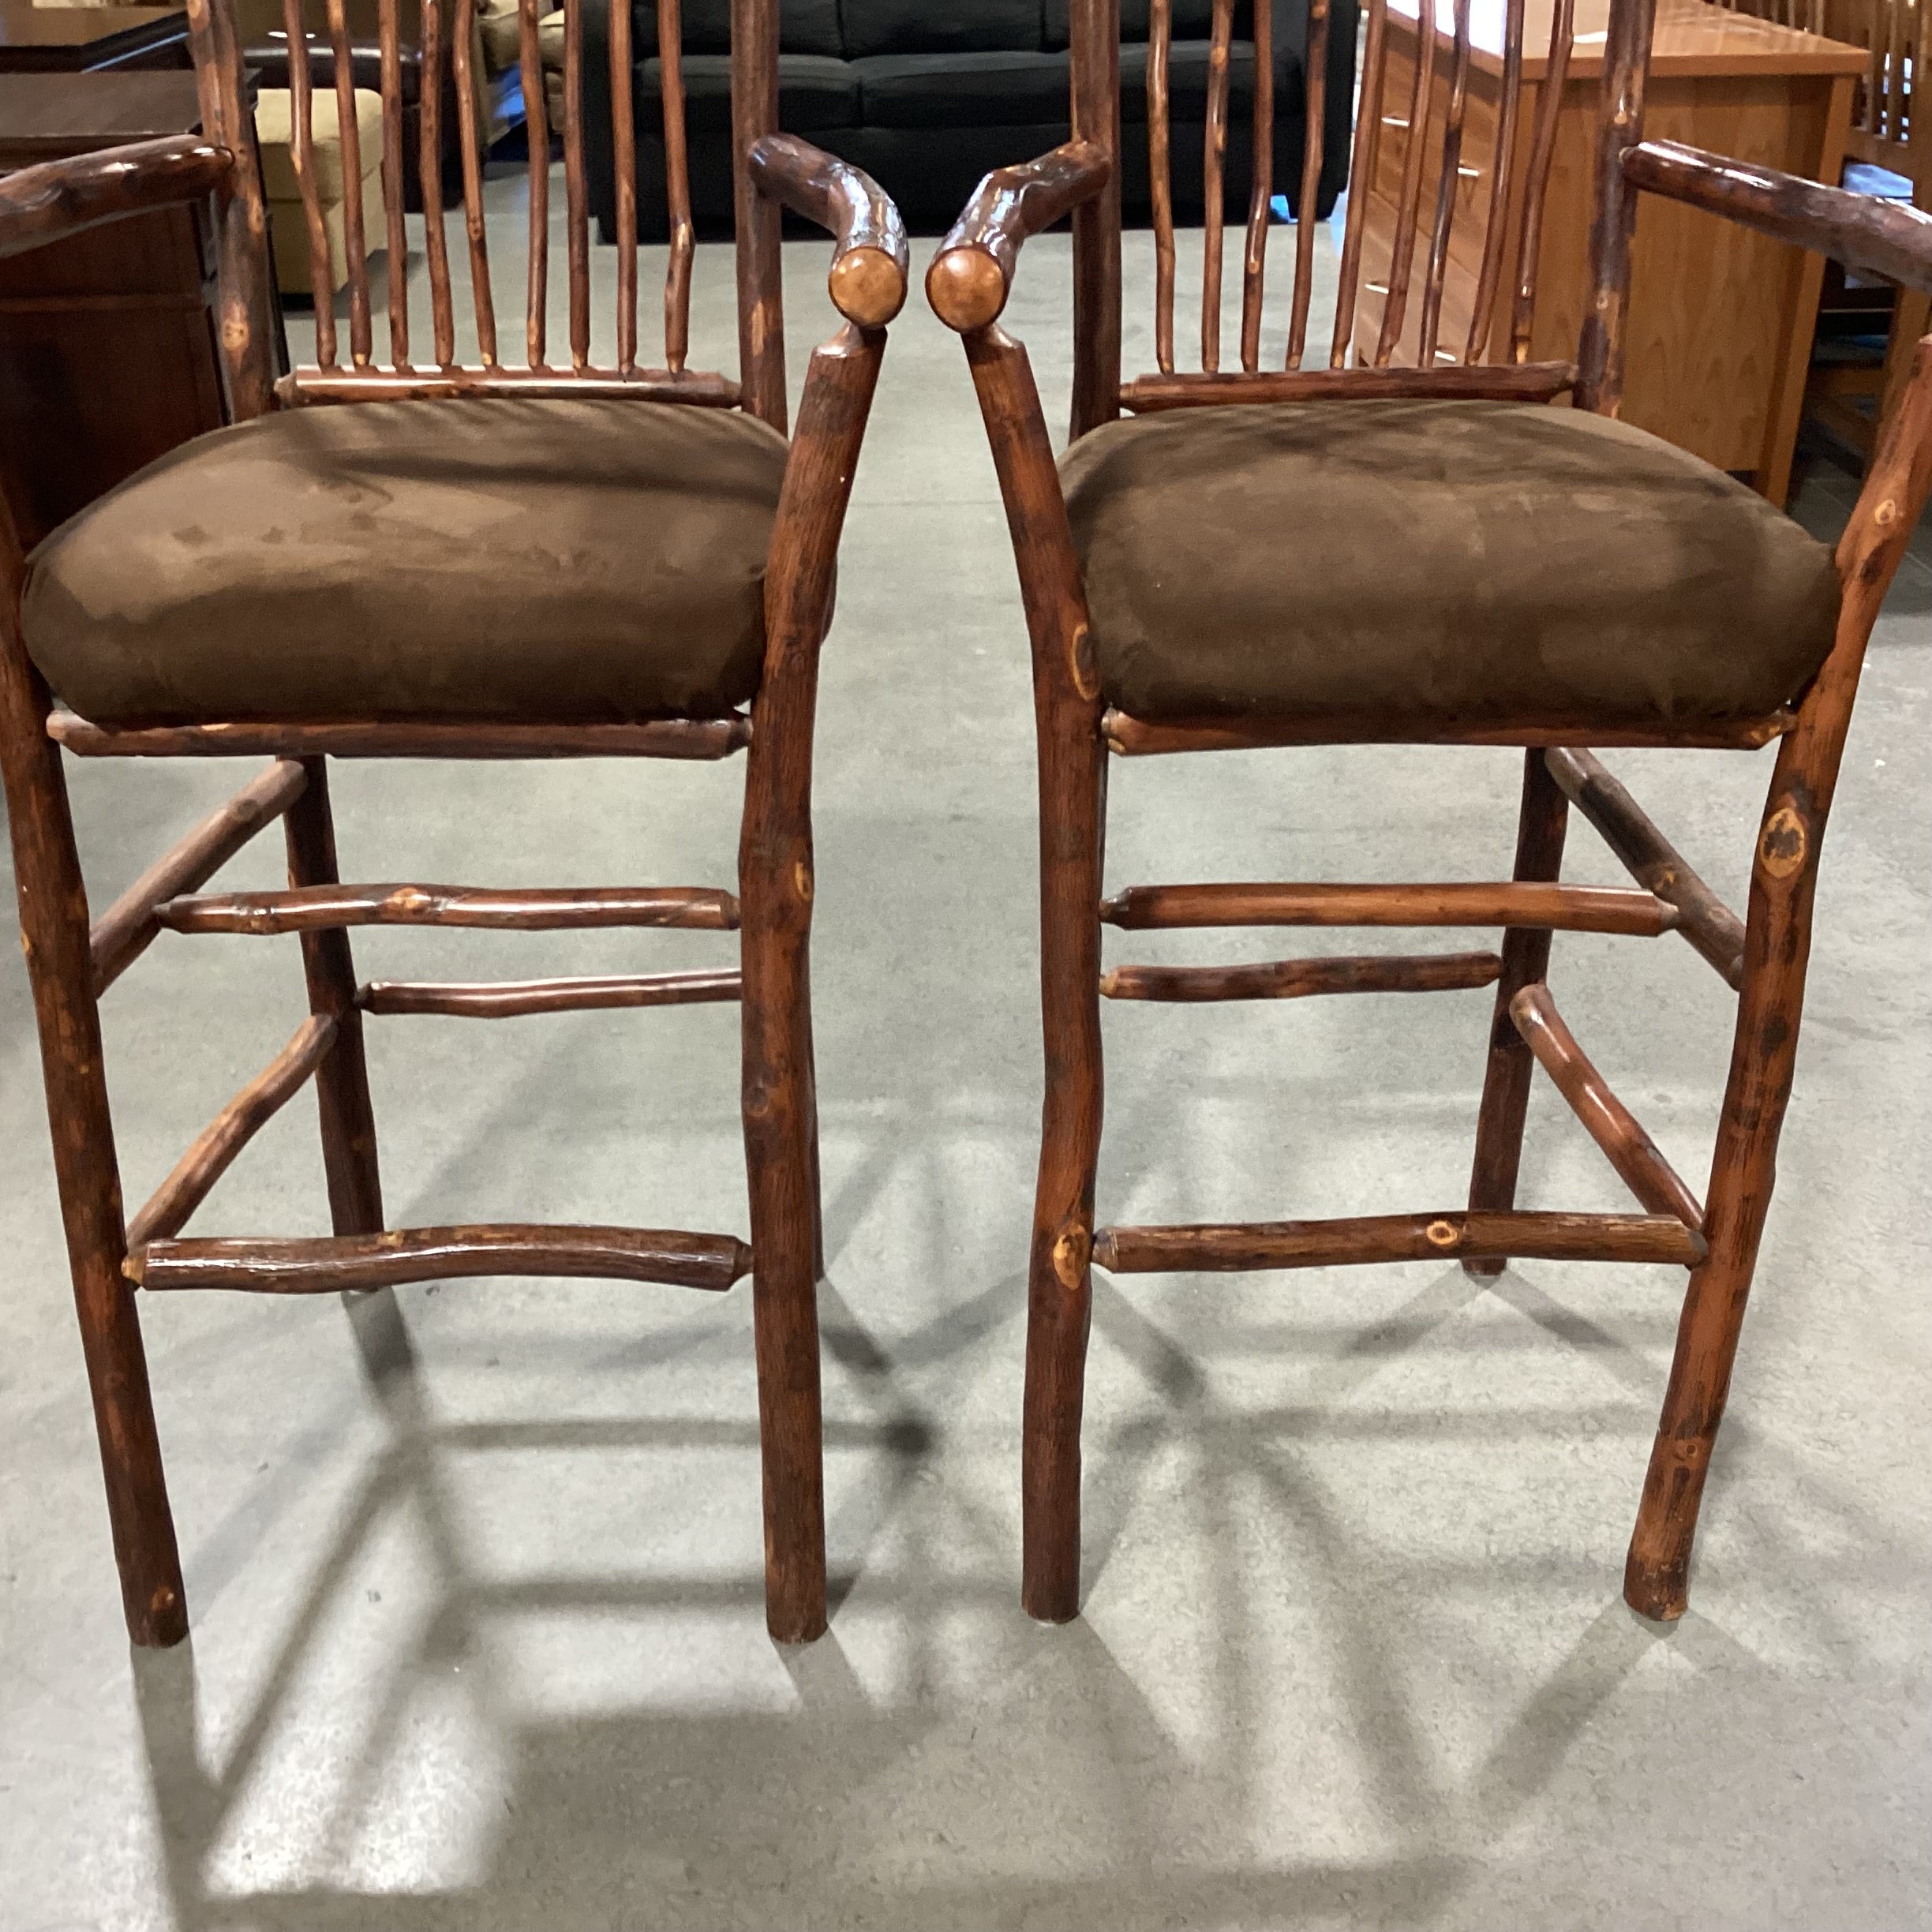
359;971;742;1017
1101;950;1502;1000
154;882;739;934
131;1225;755;1292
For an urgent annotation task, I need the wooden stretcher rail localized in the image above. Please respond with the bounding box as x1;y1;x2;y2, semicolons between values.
154;883;739;935
48;712;753;761
1102;710;1796;755
89;759;307;994
1091;1209;1707;1272
128;1223;754;1292
125;1014;339;1248
358;971;743;1017
1544;747;1747;988
1100;882;1678;936
1099;951;1502;1001
1510;984;1704;1226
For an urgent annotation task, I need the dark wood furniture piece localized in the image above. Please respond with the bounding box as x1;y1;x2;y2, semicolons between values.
0;0;907;1649
927;0;1932;1627
0;73;231;549
0;2;190;71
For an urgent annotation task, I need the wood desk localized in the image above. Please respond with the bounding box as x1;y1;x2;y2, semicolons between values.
0;2;189;71
0;72;283;549
1353;0;1867;502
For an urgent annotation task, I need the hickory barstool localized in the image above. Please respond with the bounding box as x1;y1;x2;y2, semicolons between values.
927;0;1932;1624
0;0;906;1647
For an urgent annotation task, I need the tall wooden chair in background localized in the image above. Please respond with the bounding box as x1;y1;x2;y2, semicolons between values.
927;0;1932;1624
1803;0;1932;454
0;0;906;1649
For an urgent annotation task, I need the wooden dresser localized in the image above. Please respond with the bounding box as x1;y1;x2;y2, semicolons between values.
1353;0;1867;502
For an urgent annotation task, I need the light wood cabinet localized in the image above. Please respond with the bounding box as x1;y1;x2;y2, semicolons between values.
1353;0;1867;501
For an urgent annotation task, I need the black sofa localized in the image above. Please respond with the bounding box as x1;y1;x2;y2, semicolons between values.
584;0;1358;242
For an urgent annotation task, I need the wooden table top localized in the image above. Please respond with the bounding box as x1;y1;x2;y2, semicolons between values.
1386;0;1870;78
0;69;201;160
0;2;186;68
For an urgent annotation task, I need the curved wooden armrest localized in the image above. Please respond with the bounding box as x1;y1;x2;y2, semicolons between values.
747;133;908;328
0;135;233;265
1624;139;1932;294
925;140;1112;332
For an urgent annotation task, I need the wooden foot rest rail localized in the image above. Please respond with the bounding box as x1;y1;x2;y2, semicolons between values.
90;760;308;994
1092;1211;1707;1273
1101;952;1503;1002
1544;748;1748;989
1510;985;1704;1228
1100;882;1678;936
358;972;743;1017
47;713;752;762
152;883;739;934
125;1014;339;1247
125;1225;754;1293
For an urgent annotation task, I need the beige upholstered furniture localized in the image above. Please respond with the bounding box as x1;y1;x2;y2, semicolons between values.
255;85;384;294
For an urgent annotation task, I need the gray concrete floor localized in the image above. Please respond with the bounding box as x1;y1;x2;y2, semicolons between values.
3;172;1930;1930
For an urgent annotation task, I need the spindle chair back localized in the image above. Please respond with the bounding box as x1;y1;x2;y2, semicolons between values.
927;0;1932;1627
0;0;906;1650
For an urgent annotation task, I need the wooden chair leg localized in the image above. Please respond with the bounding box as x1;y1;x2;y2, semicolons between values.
1021;718;1109;1623
283;757;383;1234
1464;748;1571;1275
1624;773;1823;1620
0;669;186;1646
739;732;827;1644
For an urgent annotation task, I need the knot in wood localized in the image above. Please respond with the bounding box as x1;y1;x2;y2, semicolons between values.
1424;1218;1461;1249
1757;802;1809;880
1052;1223;1091;1288
1068;623;1099;701
792;859;814;904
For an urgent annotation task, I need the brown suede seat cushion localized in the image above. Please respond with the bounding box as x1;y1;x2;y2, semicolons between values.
1058;398;1842;729
22;397;791;727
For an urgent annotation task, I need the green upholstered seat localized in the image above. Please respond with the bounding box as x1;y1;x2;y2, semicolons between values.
22;396;789;728
1058;398;1842;731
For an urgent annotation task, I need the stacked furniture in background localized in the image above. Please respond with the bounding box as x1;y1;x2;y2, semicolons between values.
585;0;1357;240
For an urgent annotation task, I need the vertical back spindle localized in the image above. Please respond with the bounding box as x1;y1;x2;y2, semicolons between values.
519;0;549;365
1374;0;1440;365
1463;0;1523;361
1238;0;1273;370
1200;0;1234;370
377;0;410;365
283;0;337;367
609;0;637;372
564;0;590;369
418;0;455;364
1574;0;1653;412
324;0;373;365
185;0;277;415
450;0;499;363
1149;0;1175;373
730;0;785;426
1287;0;1331;366
661;0;694;372
1508;0;1573;360
1417;0;1473;365
1329;0;1387;365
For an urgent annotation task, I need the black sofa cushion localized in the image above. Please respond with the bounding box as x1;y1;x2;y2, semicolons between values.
1043;0;1236;47
636;52;859;132
628;0;841;56
856;51;1069;129
841;0;1043;57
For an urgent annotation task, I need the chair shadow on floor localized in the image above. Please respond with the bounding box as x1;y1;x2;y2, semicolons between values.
120;1226;1796;1932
